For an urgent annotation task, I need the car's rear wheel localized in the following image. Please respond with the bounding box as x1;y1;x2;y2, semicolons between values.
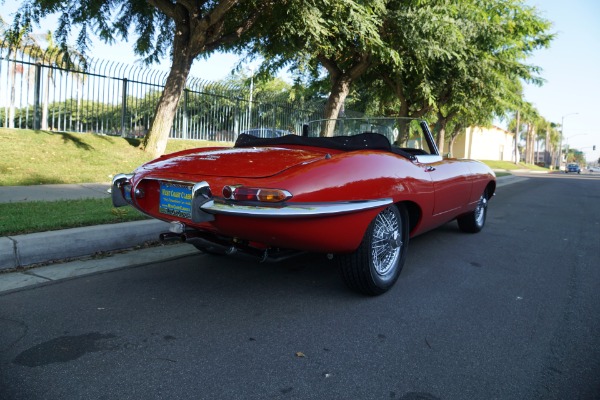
457;192;488;233
338;204;409;296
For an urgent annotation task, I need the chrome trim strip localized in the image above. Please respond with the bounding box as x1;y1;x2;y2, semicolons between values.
201;198;393;218
414;154;443;164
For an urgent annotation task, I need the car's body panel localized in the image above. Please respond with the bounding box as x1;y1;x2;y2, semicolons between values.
113;120;495;260
118;149;493;251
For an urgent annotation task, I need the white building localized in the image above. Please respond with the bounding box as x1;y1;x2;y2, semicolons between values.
450;126;516;161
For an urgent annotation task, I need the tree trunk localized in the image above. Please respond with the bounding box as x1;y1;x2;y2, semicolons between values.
141;0;252;157
318;54;370;137
395;90;411;145
449;134;458;158
380;74;432;145
436;126;446;155
527;125;535;164
321;77;351;137
524;123;531;164
433;112;448;155
448;126;463;158
381;74;410;144
142;54;194;158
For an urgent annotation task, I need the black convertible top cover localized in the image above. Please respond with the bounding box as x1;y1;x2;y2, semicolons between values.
234;132;416;160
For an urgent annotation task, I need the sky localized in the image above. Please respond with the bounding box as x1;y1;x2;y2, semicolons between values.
2;0;599;162
523;0;600;162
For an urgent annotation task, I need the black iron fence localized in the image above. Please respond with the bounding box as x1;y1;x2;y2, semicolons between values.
0;40;327;141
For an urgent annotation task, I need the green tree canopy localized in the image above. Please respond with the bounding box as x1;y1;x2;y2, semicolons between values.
355;0;553;150
250;0;553;143
246;0;391;136
8;0;555;154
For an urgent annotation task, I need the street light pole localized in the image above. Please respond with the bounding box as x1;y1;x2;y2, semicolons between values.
559;113;578;169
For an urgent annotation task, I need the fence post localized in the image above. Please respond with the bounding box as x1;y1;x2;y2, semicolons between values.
121;78;128;137
183;88;189;140
33;63;42;130
234;98;240;141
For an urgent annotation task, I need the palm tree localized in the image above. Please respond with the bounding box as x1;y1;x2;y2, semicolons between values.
518;103;540;165
1;15;45;128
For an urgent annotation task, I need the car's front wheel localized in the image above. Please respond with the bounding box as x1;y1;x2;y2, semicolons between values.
457;192;488;233
338;204;409;296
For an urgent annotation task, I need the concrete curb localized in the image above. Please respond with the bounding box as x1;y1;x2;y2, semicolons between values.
0;243;199;294
0;220;171;271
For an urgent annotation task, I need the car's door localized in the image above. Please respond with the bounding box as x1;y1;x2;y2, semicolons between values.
414;155;472;216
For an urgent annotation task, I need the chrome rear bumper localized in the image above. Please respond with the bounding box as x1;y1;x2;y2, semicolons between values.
111;174;392;221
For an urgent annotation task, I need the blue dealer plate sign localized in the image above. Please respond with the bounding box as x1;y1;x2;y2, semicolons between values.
159;182;193;219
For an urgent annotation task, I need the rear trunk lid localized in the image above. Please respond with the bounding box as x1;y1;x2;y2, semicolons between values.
140;146;327;178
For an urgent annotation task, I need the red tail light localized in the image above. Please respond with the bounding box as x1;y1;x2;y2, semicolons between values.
222;185;291;203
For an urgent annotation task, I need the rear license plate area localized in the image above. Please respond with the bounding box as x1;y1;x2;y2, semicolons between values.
159;181;193;219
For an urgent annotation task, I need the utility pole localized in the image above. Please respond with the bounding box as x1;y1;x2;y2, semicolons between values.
514;110;520;165
560;113;579;170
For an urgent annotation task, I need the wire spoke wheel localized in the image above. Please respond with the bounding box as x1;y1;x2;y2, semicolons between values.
338;204;409;296
474;195;488;227
457;191;489;233
371;208;402;276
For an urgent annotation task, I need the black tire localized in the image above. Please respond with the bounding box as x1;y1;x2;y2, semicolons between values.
338;204;409;296
457;192;488;233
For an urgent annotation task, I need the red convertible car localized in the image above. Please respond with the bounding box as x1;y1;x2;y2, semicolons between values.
112;118;495;295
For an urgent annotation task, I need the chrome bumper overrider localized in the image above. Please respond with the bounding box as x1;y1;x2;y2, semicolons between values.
111;175;393;221
111;173;134;207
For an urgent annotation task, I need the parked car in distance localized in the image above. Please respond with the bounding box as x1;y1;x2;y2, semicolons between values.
112;118;496;295
566;163;581;174
588;165;600;173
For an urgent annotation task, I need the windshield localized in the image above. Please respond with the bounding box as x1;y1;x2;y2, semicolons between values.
235;117;439;159
303;117;438;155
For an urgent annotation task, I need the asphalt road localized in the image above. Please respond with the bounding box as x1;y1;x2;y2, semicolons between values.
1;173;599;400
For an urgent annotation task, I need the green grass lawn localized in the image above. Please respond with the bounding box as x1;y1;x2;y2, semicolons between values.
0;198;149;236
481;160;549;171
0;128;230;186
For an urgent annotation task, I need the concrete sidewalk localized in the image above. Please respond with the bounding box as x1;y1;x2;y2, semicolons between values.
0;183;111;203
